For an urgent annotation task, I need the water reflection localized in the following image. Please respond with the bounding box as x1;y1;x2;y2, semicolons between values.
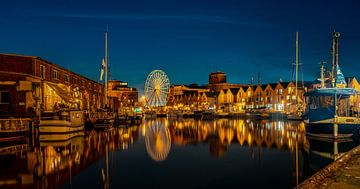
143;119;306;160
0;119;358;188
302;137;359;179
0;126;140;189
144;120;171;162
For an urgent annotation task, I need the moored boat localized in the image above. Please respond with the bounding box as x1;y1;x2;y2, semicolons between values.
39;110;84;134
202;110;215;120
144;110;157;119
304;31;360;139
0;118;30;142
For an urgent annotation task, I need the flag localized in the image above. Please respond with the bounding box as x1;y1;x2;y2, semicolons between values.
100;58;105;81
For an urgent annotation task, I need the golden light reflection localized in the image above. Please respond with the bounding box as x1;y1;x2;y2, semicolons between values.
145;120;171;162
164;119;305;158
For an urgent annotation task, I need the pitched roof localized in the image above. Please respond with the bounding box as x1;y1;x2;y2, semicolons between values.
183;90;198;96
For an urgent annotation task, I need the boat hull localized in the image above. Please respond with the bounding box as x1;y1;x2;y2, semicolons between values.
306;123;360;139
39;125;84;134
0;130;29;142
93;119;114;129
39;131;85;142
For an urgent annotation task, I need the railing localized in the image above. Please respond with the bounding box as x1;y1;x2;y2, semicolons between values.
0;144;28;155
0;118;31;132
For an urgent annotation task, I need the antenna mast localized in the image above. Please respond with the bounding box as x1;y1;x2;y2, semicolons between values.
295;31;299;103
104;30;108;107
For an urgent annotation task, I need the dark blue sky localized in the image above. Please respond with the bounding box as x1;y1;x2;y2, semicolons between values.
1;0;360;93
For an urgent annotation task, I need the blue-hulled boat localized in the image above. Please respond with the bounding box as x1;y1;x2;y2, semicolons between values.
304;88;360;138
303;31;360;139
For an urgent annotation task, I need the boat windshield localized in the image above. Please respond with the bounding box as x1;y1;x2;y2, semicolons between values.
307;96;334;109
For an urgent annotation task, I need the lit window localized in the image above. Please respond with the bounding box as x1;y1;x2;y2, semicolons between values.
40;65;46;79
279;89;283;95
0;91;10;104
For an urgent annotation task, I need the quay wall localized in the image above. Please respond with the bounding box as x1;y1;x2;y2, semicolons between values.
297;144;360;188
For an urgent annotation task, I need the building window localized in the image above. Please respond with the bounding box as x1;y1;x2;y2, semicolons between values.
53;70;59;80
40;65;46;79
82;80;85;87
0;91;10;104
279;89;283;95
64;74;70;83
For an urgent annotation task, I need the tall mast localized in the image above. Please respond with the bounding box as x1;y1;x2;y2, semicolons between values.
104;30;108;107
331;31;340;88
295;31;299;104
331;31;336;87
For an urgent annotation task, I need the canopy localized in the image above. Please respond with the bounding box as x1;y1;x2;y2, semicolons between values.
45;82;76;103
305;88;359;97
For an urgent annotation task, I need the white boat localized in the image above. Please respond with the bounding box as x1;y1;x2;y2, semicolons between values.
39;110;84;133
40;130;85;142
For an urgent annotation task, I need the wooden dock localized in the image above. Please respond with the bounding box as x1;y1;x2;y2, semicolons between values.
297;144;360;188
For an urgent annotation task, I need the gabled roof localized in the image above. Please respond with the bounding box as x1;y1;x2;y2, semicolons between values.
345;77;356;83
183;90;198;96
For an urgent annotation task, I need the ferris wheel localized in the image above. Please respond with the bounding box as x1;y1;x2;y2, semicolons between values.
144;70;170;107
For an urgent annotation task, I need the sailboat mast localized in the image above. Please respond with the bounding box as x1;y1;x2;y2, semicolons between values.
104;30;108;107
295;31;299;103
331;31;336;88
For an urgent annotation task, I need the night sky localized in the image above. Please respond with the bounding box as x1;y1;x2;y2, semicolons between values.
1;0;360;93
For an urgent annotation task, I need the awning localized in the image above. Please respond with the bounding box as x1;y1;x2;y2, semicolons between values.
45;82;76;103
305;88;360;97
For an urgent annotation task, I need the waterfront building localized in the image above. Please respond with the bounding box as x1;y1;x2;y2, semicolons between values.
108;80;138;109
0;53;109;117
169;84;210;110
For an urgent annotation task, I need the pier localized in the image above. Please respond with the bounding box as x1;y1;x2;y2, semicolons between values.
297;143;360;188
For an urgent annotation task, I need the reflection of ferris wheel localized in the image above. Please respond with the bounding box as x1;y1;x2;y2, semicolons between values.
144;70;170;107
145;120;171;162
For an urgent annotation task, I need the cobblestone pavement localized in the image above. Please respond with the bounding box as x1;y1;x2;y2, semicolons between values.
297;144;360;188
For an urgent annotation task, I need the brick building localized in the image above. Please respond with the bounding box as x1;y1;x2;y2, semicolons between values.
0;53;111;117
108;80;138;108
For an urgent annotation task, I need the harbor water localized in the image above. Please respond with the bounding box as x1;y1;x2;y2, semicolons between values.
0;118;359;189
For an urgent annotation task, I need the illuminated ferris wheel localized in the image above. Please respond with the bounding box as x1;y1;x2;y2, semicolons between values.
144;70;170;107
